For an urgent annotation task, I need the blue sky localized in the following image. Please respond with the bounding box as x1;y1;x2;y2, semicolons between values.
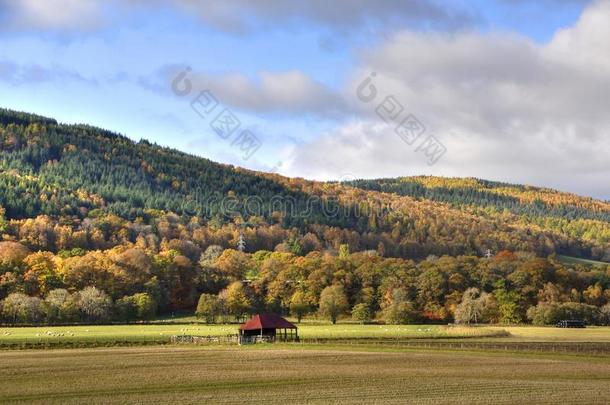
1;0;609;199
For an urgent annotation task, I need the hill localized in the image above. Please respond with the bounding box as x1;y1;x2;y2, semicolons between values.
0;108;609;325
0;107;609;261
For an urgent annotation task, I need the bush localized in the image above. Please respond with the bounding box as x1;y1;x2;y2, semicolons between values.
382;288;418;325
384;301;417;325
116;293;157;321
351;303;372;324
44;289;78;323
77;287;112;323
1;292;43;323
527;302;600;325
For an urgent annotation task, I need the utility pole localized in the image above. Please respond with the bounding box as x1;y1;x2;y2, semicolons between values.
237;233;246;252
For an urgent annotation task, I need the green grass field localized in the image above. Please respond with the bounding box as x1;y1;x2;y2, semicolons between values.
3;323;610;345
1;345;609;404
0;323;508;345
556;255;609;267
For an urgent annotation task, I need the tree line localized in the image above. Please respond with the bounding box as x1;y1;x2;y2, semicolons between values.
2;236;610;325
1;287;155;324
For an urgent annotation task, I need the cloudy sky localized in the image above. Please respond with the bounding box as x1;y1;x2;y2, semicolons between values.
0;0;608;199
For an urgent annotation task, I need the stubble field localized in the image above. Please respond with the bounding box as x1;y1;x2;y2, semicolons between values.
1;345;609;404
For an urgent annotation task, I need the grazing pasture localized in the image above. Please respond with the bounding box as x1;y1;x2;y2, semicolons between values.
0;345;609;404
0;324;508;345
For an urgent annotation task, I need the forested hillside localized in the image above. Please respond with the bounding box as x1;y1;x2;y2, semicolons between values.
348;177;610;222
0;108;609;325
1;108;609;261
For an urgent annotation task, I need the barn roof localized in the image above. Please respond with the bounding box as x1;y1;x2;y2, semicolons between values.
239;314;297;330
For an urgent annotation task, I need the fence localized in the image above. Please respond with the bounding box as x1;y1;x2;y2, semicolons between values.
0;335;170;350
297;338;610;355
170;334;239;344
238;335;276;344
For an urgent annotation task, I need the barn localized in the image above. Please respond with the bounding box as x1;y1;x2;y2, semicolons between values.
239;314;299;344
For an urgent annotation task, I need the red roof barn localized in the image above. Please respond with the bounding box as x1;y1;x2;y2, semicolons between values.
239;314;298;343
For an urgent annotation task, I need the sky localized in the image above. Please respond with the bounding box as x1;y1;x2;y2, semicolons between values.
0;0;608;199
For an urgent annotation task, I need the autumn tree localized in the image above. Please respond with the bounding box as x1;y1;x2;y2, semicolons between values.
319;285;348;324
1;292;43;323
289;290;309;322
196;293;219;323
583;284;603;306
493;280;525;324
116;292;157;321
44;289;78;323
382;288;417;325
351;303;372;324
0;242;30;272
223;281;251;321
23;252;62;296
215;249;253;281
197;245;225;292
455;288;485;324
76;287;112;323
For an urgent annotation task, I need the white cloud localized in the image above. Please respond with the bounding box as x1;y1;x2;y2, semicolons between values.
286;0;610;198
0;0;477;34
0;60;93;85
165;67;347;117
546;0;610;71
169;0;477;34
0;0;105;31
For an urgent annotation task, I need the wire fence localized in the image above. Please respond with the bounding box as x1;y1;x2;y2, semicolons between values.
0;335;171;349
298;338;610;355
2;334;610;355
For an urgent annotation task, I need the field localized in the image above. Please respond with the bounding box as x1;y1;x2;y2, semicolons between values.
485;326;610;342
1;345;609;404
0;323;509;345
3;323;610;347
556;255;609;267
2;325;610;403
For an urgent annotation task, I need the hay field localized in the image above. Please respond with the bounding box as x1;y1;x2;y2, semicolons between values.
489;326;610;342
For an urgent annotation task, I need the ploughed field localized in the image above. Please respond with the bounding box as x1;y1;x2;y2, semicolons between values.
1;345;609;404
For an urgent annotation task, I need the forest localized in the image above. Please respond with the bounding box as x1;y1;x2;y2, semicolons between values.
0;108;609;325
